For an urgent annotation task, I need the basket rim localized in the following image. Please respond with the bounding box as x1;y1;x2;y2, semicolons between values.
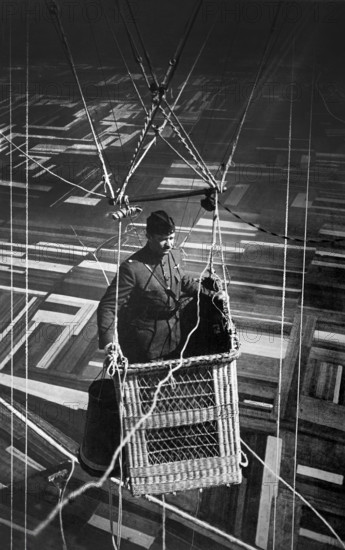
115;349;240;375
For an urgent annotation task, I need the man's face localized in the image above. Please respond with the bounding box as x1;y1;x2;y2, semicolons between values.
147;232;175;256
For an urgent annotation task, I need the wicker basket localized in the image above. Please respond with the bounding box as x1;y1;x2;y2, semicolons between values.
114;350;242;496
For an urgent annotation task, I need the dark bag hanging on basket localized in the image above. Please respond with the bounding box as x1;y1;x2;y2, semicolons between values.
78;378;122;477
180;276;232;357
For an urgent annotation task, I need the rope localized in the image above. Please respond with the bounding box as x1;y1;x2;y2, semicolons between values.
87;12;128;173
0;127;106;197
108;481;119;550
46;0;115;200
123;0;159;88
0;397;78;462
2;393;344;548
189;490;202;550
115;0;151;90
59;461;75;550
219;4;283;191
219;198;345;245
130;17;218;190
273;39;295;550
103;3;148;115
241;439;345;549
158;132;215;185
291;65;315;550
24;16;30;548
116;99;162;205
70;226;110;286
162;495;166;550
9;18;14;550
159;102;218;188
115;0;204;204
161;0;203;91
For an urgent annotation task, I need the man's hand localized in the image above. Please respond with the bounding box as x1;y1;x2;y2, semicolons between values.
214;290;228;302
104;342;116;355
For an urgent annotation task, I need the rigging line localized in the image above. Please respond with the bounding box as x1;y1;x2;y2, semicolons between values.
5;385;341;550
158;102;218;188
160;0;203;91
114;9;216;195
317;83;345;125
219;4;283;192
123;0;159;88
0;397;78;464
114;0;151;90
108;481;119;550
118;0;217;188
132;17;218;186
116;0;204;202
218;198;345;245
24;11;30;549
158;131;215;186
3;383;343;550
59;461;75;550
117;99;163;203
241;439;345;550
273;38;295;550
222;1;312;175
114;376;124;550
102;1;148;115
86;16;123;182
162;495;166;550
292;63;315;550
215;197;235;335
46;0;115;200
9;18;14;550
70;226;110;286
0;128;106;197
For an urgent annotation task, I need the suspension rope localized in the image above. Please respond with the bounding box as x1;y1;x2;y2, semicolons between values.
272;39;295;550
46;0;115;200
24;13;30;548
115;0;204;204
9;17;14;550
160;0;203;91
0;127;106;197
215;198;236;338
115;0;152;90
219;4;282;191
219;198;345;245
158;131;216;185
58;461;75;550
241;439;345;549
291;64;315;550
162;495;166;550
123;0;159;88
0;397;77;462
2;392;344;548
106;0;219;200
87;12;128;171
159;102;218;188
101;0;148;115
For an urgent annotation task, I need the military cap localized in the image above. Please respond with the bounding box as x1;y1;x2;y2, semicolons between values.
146;210;175;235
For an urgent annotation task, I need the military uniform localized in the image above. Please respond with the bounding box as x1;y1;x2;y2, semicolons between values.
97;244;207;363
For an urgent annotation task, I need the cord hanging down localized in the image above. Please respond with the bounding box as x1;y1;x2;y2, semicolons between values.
114;0;206;205
47;0;115;201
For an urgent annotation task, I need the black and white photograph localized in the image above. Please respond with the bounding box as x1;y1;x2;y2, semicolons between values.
1;1;345;549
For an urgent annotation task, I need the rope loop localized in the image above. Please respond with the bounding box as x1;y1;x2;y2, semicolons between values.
240;450;249;468
105;345;127;378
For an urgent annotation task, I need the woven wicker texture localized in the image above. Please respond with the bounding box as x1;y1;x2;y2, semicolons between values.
115;350;242;496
